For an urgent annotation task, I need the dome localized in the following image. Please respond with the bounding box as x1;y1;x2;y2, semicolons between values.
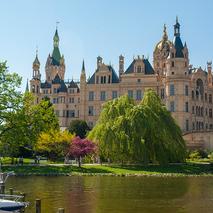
154;24;172;53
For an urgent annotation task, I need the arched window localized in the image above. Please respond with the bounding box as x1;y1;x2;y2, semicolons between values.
196;79;204;98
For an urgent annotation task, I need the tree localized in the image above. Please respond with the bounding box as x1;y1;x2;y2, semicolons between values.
68;120;90;138
88;90;186;165
35;129;74;161
0;93;60;159
67;136;96;167
0;62;22;139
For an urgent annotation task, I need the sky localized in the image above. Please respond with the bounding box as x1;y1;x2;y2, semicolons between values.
1;0;213;91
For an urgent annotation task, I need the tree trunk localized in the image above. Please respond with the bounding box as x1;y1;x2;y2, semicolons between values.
78;157;81;167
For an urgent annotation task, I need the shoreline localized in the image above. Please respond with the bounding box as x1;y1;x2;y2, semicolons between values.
1;163;213;177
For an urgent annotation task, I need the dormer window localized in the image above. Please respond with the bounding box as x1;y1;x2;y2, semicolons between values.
137;66;142;73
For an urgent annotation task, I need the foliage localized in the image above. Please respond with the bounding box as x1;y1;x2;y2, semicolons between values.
188;151;201;160
35;129;73;161
68;120;90;138
89;89;186;165
0;62;22;139
67;136;96;167
0;93;60;158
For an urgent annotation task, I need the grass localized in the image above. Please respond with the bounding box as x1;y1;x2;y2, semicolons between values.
1;163;213;176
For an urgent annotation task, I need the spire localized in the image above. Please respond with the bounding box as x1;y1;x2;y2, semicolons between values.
174;16;180;37
81;59;85;73
52;27;61;66
25;79;29;92
53;28;59;48
33;48;40;65
162;24;168;40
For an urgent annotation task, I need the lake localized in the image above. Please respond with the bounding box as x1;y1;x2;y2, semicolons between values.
6;176;213;213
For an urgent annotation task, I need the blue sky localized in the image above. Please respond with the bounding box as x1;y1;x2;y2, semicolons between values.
0;0;213;91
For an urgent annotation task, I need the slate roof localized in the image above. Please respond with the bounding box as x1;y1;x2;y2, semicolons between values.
57;80;67;93
68;80;79;88
51;47;61;66
41;81;51;88
125;59;154;74
87;65;119;84
173;36;184;58
52;73;61;84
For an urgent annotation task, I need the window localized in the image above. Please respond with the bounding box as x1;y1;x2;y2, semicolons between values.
112;91;118;99
192;106;194;114
53;98;57;104
100;91;106;101
136;90;142;100
161;88;165;99
89;91;94;101
67;110;75;118
209;108;212;118
192;122;195;130
69;89;75;94
100;76;106;84
137;66;142;73
69;97;74;103
170;101;175;112
96;76;99;84
32;85;35;93
170;84;175;96
88;106;94;116
137;79;141;83
63;110;66;117
192;90;194;99
186;120;189;131
185;102;189;112
185;85;188;96
172;53;175;58
108;76;111;83
55;110;60;117
172;61;175;67
209;94;212;103
205;93;207;101
54;88;57;93
128;90;133;98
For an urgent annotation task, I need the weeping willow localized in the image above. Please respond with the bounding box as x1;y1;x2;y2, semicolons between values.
88;90;186;165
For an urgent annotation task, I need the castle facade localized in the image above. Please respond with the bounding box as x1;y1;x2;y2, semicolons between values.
30;18;213;150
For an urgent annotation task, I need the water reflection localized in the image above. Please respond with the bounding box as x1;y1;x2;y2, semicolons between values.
6;176;213;213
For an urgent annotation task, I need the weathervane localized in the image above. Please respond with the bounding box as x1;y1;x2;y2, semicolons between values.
56;21;60;29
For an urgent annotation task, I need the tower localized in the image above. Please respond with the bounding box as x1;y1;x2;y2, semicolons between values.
30;51;41;94
80;60;87;120
207;61;212;86
45;28;65;82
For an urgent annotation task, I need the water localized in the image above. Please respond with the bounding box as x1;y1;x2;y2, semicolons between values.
6;176;213;213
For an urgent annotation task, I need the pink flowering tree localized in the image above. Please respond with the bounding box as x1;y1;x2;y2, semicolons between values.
67;136;96;167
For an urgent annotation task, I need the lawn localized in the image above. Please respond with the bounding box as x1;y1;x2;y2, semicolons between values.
1;163;213;176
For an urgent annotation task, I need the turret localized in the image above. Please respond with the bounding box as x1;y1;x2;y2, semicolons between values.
207;61;212;86
80;60;86;83
32;50;41;80
119;55;124;77
97;56;103;68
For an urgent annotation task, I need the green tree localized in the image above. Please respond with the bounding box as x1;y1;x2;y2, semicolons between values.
35;129;74;161
89;90;186;165
0;62;22;139
68;120;90;138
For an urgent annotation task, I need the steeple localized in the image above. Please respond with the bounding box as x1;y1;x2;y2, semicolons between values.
162;24;168;41
25;79;29;92
81;59;85;73
32;49;41;80
174;16;180;37
53;28;59;48
52;27;61;66
33;49;40;66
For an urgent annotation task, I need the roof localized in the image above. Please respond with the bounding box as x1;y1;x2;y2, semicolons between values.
57;80;67;93
41;81;51;89
68;80;79;88
52;47;61;66
173;36;184;58
87;65;119;84
33;54;40;65
52;73;61;84
125;59;154;74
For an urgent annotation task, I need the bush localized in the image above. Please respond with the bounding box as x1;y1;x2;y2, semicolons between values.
189;150;201;160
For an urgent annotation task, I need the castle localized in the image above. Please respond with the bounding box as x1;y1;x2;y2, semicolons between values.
30;18;213;150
